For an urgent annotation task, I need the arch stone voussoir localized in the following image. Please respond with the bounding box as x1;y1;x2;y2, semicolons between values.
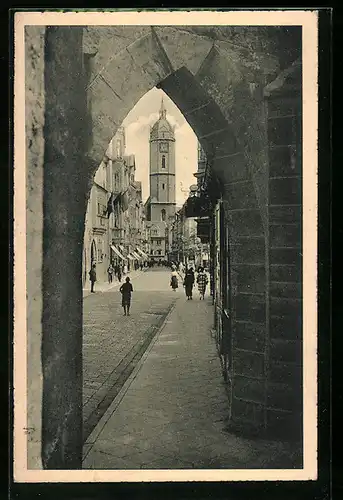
154;26;214;76
195;45;239;118
87;78;124;164
83;26;151;77
216;39;279;79
126;32;174;84
102;50;155;111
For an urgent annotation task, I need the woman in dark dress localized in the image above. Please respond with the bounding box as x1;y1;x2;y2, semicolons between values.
183;268;195;300
120;277;133;316
170;270;179;291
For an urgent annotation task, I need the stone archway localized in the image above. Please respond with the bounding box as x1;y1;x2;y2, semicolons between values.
25;25;302;469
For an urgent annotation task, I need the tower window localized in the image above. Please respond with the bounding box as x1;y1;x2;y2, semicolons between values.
162;183;165;190
161;155;166;169
161;209;166;222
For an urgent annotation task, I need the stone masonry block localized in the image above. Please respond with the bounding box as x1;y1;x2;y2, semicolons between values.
233;320;265;352
224;181;259;210
270;314;302;341
270;282;302;300
103;53;155;119
268;116;295;146
83;26;151;77
233;376;265;404
235;293;266;323
270;264;301;283
232;263;266;294
270;339;302;364
127;31;173;83
269;361;302;387
154;26;213;76
267;381;301;415
196;45;237;119
191;106;229;139
230;236;265;264
231;398;264;427
233;349;265;378
269;177;302;205
270;297;302;318
200;128;239;160
227;210;264;238
269;205;302;224
269;224;301;249
161;68;211;118
269;146;301;177
270;247;301;266
267;95;299;118
212;153;249;184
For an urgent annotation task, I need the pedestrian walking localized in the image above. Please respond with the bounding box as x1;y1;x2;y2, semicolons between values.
119;277;133;316
107;263;114;284
123;263;128;275
89;263;97;293
170;270;178;291
117;265;122;282
183;267;195;300
196;267;208;300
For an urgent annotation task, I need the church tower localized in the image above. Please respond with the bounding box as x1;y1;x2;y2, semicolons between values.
149;97;176;223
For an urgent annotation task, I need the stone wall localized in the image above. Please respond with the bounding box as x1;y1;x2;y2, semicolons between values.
25;25;46;469
265;65;303;442
41;27;89;469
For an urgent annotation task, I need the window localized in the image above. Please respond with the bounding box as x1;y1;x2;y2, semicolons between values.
161;209;166;222
162;183;165;190
156;239;161;246
161;155;166;169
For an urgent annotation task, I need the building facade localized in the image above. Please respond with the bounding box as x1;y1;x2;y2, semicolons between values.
82;127;147;286
145;98;176;260
170;142;210;268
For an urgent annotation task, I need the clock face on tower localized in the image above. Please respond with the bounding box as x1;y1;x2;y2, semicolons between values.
159;142;169;153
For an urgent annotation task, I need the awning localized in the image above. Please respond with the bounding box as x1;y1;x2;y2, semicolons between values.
131;251;142;260
110;245;126;260
119;245;125;253
136;247;148;259
127;253;135;260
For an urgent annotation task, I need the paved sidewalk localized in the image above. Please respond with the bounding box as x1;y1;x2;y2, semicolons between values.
83;292;301;469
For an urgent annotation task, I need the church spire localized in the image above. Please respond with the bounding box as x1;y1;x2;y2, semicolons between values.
159;96;167;119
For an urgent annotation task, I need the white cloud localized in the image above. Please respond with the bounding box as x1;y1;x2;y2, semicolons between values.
122;88;198;205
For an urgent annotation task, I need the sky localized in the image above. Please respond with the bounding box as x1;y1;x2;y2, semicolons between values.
121;88;198;206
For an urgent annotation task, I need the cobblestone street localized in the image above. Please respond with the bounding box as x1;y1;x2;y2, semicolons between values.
82;269;177;441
